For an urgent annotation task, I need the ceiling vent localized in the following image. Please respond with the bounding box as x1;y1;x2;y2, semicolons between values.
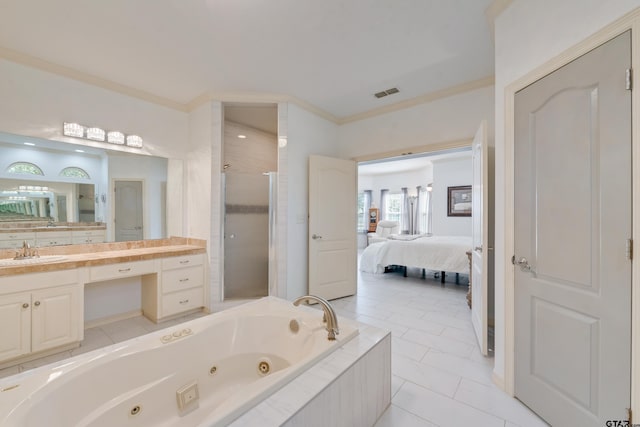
374;87;400;99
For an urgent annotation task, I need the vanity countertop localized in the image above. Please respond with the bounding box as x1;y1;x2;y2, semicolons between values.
0;237;206;277
0;224;106;233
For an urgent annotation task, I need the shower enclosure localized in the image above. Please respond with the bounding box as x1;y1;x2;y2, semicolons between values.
223;172;276;299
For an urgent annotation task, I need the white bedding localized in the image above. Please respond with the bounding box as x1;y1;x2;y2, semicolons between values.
360;235;472;274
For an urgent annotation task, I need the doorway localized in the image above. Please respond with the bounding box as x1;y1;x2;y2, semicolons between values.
222;104;278;300
513;31;631;426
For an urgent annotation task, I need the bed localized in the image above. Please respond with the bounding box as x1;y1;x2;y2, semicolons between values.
360;235;472;281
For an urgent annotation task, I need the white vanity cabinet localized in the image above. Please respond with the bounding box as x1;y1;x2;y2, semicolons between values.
0;231;36;249
71;229;106;244
142;254;205;322
36;230;73;247
0;270;83;364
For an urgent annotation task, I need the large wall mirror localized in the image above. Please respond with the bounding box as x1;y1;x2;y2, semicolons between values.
0;131;168;246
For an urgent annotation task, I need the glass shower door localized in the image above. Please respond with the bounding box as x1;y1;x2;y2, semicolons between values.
223;172;271;299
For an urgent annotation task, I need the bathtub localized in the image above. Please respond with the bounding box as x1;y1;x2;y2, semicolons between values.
0;296;359;427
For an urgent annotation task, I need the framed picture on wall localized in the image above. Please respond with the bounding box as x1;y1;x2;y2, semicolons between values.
447;185;472;217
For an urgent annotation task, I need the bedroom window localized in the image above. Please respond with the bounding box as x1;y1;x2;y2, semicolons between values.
357;190;372;232
357;192;365;231
385;192;403;224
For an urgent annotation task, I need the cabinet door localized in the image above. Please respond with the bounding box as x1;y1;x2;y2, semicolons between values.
31;285;82;353
0;292;31;361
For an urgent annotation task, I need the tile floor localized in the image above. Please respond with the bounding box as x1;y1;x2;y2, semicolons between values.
0;267;548;427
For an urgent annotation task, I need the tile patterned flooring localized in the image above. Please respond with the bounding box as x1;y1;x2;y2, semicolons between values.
0;267;548;427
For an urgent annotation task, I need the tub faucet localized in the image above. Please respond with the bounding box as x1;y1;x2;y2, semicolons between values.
293;295;339;340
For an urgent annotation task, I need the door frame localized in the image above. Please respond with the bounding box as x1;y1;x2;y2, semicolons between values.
502;10;640;415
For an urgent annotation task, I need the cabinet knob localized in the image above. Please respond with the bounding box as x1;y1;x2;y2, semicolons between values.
22;303;29;309
34;301;40;307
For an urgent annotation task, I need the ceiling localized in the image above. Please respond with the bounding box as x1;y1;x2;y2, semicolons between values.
0;1;497;121
358;149;471;176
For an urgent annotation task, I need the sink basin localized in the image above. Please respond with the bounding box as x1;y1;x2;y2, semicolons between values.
0;255;69;267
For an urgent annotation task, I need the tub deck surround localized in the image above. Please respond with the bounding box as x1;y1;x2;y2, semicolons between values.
0;297;390;427
0;237;206;276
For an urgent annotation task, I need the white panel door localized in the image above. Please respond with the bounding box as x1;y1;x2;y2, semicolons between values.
514;31;631;426
114;180;143;241
471;120;489;355
308;155;357;300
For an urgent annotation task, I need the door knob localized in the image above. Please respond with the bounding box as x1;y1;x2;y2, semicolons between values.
513;256;532;272
312;234;322;240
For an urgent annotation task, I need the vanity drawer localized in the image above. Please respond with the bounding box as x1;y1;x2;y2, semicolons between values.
38;237;73;247
162;266;204;293
0;232;35;242
162;287;203;317
71;229;106;238
0;233;36;249
71;236;103;245
89;259;156;282
162;254;203;270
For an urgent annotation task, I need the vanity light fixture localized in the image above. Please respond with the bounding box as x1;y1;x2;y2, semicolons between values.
74;149;85;153
107;131;125;145
23;142;36;146
86;127;106;142
63;122;143;148
63;122;85;138
126;135;143;148
237;134;247;139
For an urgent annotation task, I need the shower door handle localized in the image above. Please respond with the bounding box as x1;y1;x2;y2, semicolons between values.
312;234;322;240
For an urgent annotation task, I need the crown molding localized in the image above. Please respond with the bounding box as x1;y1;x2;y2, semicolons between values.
0;45;494;126
186;91;339;123
338;75;495;125
351;138;472;163
0;45;188;112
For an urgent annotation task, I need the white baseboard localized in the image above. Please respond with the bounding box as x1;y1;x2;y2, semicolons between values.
84;309;143;329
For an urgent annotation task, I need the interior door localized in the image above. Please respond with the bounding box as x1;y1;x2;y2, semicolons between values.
471;120;489;355
114;180;143;241
308;155;357;300
514;31;631;426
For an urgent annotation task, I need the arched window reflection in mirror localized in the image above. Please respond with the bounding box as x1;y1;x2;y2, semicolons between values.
59;166;91;179
6;161;44;175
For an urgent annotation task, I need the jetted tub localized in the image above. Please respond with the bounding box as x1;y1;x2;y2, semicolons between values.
0;296;359;427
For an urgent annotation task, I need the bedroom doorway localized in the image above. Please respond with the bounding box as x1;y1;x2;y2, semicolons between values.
357;147;472;248
513;31;631;426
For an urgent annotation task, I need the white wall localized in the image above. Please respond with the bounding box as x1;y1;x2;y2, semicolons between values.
286;103;340;299
359;167;432;213
493;0;639;385
0;60;188;161
223;121;277;174
431;157;472;236
337;86;494;159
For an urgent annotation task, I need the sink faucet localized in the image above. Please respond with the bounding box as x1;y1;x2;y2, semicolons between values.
293;295;339;340
13;241;39;260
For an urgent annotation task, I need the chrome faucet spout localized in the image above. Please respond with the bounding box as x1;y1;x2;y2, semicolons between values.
293;295;339;340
